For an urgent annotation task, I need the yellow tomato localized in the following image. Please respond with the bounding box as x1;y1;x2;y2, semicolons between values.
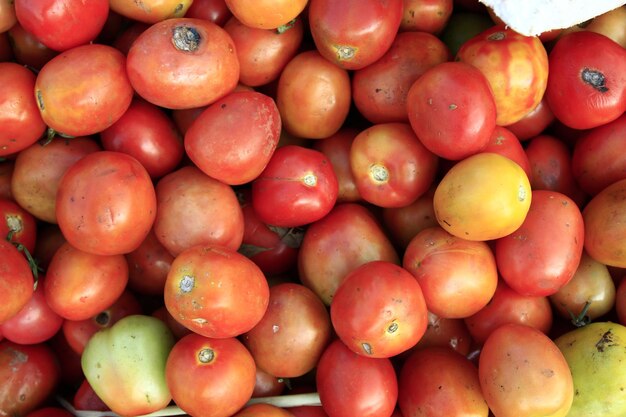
433;152;531;241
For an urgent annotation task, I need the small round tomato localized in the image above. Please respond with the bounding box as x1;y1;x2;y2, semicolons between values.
109;0;191;23
225;0;307;29
0;239;34;324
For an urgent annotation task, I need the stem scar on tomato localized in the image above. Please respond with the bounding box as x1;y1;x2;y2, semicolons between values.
198;348;215;364
172;25;201;52
581;68;609;93
334;45;357;61
369;164;389;183
179;274;195;293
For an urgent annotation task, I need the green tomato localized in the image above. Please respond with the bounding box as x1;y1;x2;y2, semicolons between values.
81;314;176;417
554;321;626;417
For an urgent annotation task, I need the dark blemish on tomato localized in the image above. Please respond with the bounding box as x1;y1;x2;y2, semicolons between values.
387;321;398;333
173;3;184;14
35;90;44;111
581;68;609;93
595;330;616;352
442;219;451;227
541;368;555;378
488;32;506;41
172;25;201;52
95;311;110;326
221;103;227;109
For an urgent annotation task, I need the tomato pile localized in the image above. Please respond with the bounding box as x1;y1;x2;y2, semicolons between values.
3;0;626;417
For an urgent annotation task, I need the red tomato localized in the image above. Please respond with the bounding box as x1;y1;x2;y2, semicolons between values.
186;0;232;26
316;339;398;417
164;245;270;338
330;261;428;358
185;91;281;185
252;145;338;228
14;0;109;51
398;347;488;417
495;190;585;297
407;61;496;160
125;228;175;296
100;98;184;179
55;151;157;256
6;22;59;70
225;0;307;29
34;44;134;137
73;379;109;411
0;161;13;201
403;226;498;319
506;96;555;141
252;368;286;398
349;123;438;208
308;0;404;70
0;277;63;344
288;406;329;417
0;63;46;157
0;340;61;417
0;239;34;324
400;0;453;33
45;242;129;321
243;283;331;377
480;126;532;180
126;18;239;110
352;31;451;124
109;0;191;23
166;333;257;417
411;311;472;356
111;22;150;55
0;198;36;254
154;166;244;256
546;30;626;130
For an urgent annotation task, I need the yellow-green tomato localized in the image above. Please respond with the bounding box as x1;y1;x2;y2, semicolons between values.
81;314;176;417
555;322;626;417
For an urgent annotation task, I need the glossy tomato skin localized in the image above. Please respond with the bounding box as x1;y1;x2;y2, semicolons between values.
127;18;239;110
109;0;191;23
100;98;184;179
166;334;257;417
330;261;428;358
400;0;453;33
0;239;34;324
407;61;496;160
35;44;134;137
55;151;157;256
185;91;282;185
14;0;109;51
480;126;532;180
225;0;307;29
125;228;175;296
186;0;232;26
411;311;472;356
495;190;584;297
6;22;59;70
164;245;270;338
0;63;46;157
546;30;626;130
506;96;555;141
316;339;398;417
309;0;403;70
252;145;338;228
352;31;450;124
0;198;37;254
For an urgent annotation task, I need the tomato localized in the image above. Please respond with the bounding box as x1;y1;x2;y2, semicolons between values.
0;0;16;32
456;25;549;126
547;31;626;130
25;407;74;417
233;404;296;417
464;279;553;345
126;18;239;110
412;311;472;356
0;63;46;157
11;136;101;224
308;0;403;70
506;96;555;141
6;22;58;70
73;378;109;411
352;31;450;124
252;368;286;398
583;178;626;267
349;123;438;208
403;226;498;318
398;347;488;417
0;341;60;417
14;0;109;51
152;305;192;341
480;126;532;179
0;239;34;324
225;0;307;29
400;0;453;33
32;223;65;271
224;16;303;87
496;190;584;297
433;152;532;241
288;406;329;417
0;160;13;200
100;98;184;179
48;331;83;387
298;203;399;305
185;91;281;185
252;145;338;228
154;166;244;256
164;245;270;338
330;260;428;358
276;50;351;139
35;44;134;137
111;21;150;55
0;198;36;253
82;315;175;417
109;0;191;23
186;0;232;26
479;323;574;417
316;339;398;417
166;333;256;417
125;228;175;296
55;151;156;256
0;277;63;345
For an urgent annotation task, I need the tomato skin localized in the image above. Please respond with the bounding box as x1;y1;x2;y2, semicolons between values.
109;0;191;23
166;334;257;417
55;151;157;256
412;311;472;356
0;198;37;254
496;190;585;297
0;239;34;325
225;0;307;29
481;126;532;180
186;0;232;26
7;22;59;70
330;261;428;358
14;0;109;51
35;44;134;137
0;63;46;157
73;379;109;411
309;0;403;70
252;145;338;228
127;18;239;110
125;228;175;296
316;339;398;417
506;96;555;141
546;30;626;130
164;245;270;338
0;0;16;32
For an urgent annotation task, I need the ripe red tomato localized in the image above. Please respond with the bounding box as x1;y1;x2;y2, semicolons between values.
55;151;157;256
126;18;239;109
186;0;232;26
506;96;555;141
125;228;175;296
73;379;109;412
166;333;257;417
480;126;532;180
6;22;58;70
0;239;34;324
411;311;472;356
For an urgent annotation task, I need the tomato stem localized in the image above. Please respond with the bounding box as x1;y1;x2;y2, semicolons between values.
569;301;592;327
276;19;297;34
6;230;42;289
